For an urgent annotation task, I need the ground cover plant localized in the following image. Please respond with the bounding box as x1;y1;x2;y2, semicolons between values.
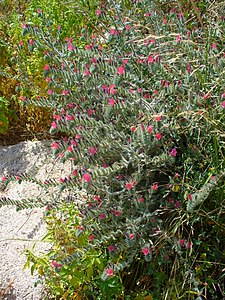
1;0;225;299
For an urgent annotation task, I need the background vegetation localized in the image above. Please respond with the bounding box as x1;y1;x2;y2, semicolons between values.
0;0;102;143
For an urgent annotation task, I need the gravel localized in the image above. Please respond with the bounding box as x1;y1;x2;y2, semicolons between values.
0;206;48;300
0;140;73;299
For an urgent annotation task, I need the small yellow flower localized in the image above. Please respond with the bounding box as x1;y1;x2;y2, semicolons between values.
172;184;180;192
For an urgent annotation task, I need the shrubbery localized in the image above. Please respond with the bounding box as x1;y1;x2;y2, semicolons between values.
1;0;225;299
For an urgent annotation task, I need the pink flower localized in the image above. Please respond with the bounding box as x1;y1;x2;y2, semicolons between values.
211;43;217;49
84;70;91;76
126;181;136;190
47;90;53;95
117;65;125;75
109;85;116;94
114;210;120;217
96;9;101;16
176;35;181;42
51;121;57;129
139;197;144;203
85;44;92;50
129;233;135;239
68;43;74;51
174;201;181;208
65;114;74;121
51;261;62;268
187;194;192;200
186;241;192;249
222;101;225;108
187;65;191;74
93;195;101;202
146;125;153;133
83;173;91;182
51;141;59;149
108;245;115;252
72;170;77;176
67;146;73;152
109;98;115;106
89;147;96;155
46;77;51;82
62;90;69;95
144;93;151;99
53;114;61;121
1;176;7;181
178;12;184;18
71;140;77;147
170;148;177;157
147;55;154;63
19;41;23;46
77;226;84;231
179;239;185;246
99;213;106;219
88;235;94;241
110;28;118;35
20;96;26;101
37;8;41;14
161;80;169;87
44;64;49;70
155;133;162;140
67;101;75;109
131;126;136;132
203;93;210;100
154;115;162;121
151;183;158;191
142;247;150;256
106;268;114;276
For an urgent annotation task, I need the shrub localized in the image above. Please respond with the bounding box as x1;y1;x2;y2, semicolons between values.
1;0;225;299
24;203;119;299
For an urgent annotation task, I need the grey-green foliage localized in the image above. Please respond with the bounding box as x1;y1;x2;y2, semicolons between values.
187;172;225;213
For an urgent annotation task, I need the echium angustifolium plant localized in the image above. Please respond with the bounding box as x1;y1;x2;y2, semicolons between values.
16;0;181;270
2;0;225;297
